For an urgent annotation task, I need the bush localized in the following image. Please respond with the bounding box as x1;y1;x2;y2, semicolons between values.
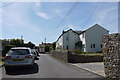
2;45;15;57
69;49;84;54
45;46;50;52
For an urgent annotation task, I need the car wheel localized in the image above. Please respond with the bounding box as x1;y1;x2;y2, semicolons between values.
5;66;10;70
30;64;34;68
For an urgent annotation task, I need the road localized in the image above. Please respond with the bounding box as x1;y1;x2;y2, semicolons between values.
2;54;104;79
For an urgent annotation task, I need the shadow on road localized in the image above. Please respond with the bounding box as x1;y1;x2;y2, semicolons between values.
5;63;39;75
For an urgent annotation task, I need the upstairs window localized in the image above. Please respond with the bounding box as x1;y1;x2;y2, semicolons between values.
93;44;95;48
82;33;84;38
91;44;92;48
66;36;68;40
101;44;102;48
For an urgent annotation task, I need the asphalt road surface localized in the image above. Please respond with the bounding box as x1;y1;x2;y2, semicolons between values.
2;54;104;79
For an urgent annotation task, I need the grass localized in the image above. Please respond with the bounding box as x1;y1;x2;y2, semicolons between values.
82;53;103;55
69;50;103;55
0;61;4;66
0;57;4;66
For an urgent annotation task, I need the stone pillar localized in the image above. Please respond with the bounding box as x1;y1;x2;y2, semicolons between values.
102;33;120;78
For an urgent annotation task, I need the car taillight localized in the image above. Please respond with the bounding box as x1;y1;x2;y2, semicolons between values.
25;55;32;59
5;56;11;59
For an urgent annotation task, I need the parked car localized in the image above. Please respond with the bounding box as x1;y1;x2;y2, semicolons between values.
35;49;40;56
31;49;39;60
4;47;35;68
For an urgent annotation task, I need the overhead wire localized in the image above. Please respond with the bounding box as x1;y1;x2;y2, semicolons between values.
56;2;79;29
0;2;15;8
48;2;81;41
81;1;100;29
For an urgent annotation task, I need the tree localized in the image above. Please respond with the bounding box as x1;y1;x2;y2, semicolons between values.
25;42;35;49
9;39;24;47
52;42;56;50
45;46;50;52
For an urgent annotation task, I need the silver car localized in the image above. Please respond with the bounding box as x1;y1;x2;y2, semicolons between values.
4;47;35;67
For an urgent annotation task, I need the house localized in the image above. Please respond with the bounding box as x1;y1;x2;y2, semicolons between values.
38;42;52;53
56;24;109;52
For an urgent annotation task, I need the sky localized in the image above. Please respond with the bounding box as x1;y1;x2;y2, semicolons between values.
0;1;118;45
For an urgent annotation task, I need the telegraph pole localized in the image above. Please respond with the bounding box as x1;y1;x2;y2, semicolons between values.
21;36;23;40
44;38;46;53
45;38;46;44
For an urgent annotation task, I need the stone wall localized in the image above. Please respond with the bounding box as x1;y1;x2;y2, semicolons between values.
102;33;120;78
50;50;68;62
50;50;103;63
68;53;103;63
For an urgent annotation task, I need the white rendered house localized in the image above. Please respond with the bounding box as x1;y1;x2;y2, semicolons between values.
56;24;109;52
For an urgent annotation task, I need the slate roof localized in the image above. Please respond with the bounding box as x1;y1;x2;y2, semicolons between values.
74;31;83;34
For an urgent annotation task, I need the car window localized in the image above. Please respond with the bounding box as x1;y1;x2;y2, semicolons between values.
7;49;30;55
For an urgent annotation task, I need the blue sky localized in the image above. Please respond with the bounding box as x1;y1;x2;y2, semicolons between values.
1;2;118;45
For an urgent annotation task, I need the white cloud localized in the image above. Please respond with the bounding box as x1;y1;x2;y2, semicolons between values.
3;3;41;33
95;7;117;22
64;24;81;30
91;5;118;33
36;12;50;19
55;9;64;18
35;2;41;7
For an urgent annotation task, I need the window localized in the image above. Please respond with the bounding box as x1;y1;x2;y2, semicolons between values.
91;44;92;48
91;44;95;48
66;36;68;40
8;49;30;55
93;44;95;48
101;44;102;48
83;44;85;48
66;45;68;50
82;33;84;38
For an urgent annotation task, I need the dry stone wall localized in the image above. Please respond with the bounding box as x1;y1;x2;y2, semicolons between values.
102;33;120;78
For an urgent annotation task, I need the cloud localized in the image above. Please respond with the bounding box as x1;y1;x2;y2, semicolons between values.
94;7;117;22
54;9;64;18
35;2;41;7
2;3;41;33
36;12;50;19
64;24;81;30
90;4;118;33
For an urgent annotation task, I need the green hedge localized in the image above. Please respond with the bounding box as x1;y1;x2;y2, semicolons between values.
69;49;85;54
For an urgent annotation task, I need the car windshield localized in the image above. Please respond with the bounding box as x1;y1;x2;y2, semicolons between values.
7;49;30;55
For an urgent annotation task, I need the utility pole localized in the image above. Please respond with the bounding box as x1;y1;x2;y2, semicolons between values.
44;38;46;53
21;36;23;40
45;38;46;44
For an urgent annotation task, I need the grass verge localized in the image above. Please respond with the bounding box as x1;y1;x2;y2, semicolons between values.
0;61;4;67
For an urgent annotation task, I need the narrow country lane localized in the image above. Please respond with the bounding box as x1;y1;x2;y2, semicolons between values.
2;54;104;79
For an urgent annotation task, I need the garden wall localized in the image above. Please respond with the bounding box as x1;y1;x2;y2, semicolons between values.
50;50;68;62
50;50;103;63
102;33;120;78
68;53;103;63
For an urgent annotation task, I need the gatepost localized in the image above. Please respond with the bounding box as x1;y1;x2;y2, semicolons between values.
102;33;120;79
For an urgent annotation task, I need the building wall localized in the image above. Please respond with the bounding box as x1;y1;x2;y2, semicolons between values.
79;33;86;51
85;24;109;52
56;35;63;50
63;30;80;50
0;41;2;56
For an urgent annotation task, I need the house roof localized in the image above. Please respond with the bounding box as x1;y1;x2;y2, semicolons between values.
86;24;109;32
74;31;83;34
56;29;85;42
